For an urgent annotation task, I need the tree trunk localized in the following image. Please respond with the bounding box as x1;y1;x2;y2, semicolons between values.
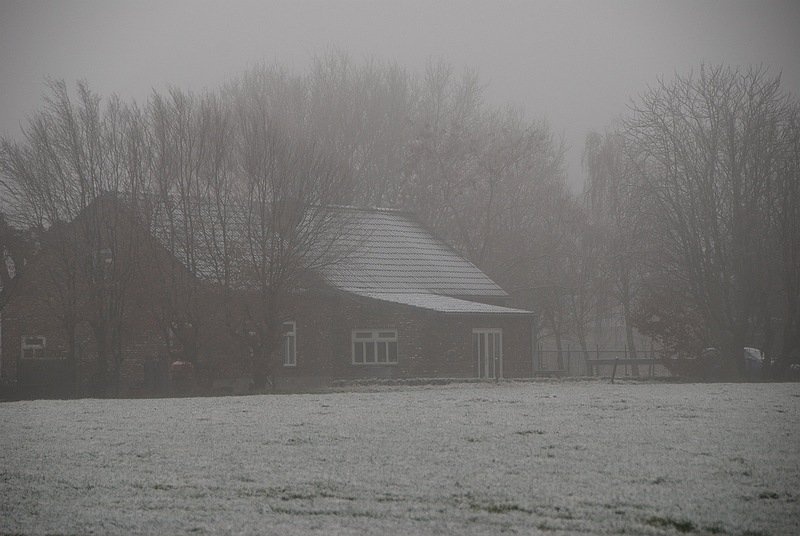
65;321;78;398
624;317;639;377
553;326;564;371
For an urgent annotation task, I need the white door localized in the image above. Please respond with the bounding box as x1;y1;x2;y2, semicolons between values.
473;329;502;379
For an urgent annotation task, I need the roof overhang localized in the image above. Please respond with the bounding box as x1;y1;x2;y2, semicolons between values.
346;290;533;316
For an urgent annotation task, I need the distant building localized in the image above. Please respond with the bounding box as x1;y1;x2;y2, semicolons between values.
0;202;534;397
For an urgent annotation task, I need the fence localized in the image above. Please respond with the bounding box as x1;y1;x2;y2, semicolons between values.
534;345;670;378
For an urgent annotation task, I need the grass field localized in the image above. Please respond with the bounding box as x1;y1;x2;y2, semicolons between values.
1;381;798;535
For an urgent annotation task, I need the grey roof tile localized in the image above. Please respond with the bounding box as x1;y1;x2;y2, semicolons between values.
149;202;514;304
320;207;508;298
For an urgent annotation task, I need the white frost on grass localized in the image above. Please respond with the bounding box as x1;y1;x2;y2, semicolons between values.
1;382;799;535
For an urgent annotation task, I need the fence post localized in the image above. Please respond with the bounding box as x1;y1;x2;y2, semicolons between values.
539;343;544;372
622;345;626;376
611;358;619;384
567;344;572;376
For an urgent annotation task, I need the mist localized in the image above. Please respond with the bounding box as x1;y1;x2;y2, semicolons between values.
1;0;798;188
2;3;800;535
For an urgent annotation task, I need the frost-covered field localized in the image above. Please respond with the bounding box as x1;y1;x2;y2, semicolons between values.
1;382;798;536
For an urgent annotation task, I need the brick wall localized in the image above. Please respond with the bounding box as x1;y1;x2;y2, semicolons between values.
3;271;533;396
1;205;533;396
0;226;254;398
272;291;534;388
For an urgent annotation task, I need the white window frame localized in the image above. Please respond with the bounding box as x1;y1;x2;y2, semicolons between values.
21;335;48;360
352;329;398;365
167;325;179;351
283;321;296;367
473;328;503;379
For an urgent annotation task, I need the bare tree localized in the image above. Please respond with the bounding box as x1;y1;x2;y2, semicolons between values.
0;80;152;394
623;65;797;374
583;130;648;370
305;51;412;206
774;103;800;366
232;58;571;328
146;88;232;374
231;78;353;387
400;61;484;248
2;55;584;390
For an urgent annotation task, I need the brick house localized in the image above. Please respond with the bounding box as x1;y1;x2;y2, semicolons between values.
0;204;534;397
273;207;534;389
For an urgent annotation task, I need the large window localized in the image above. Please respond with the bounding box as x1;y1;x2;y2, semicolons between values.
21;336;47;360
352;330;398;365
283;321;296;367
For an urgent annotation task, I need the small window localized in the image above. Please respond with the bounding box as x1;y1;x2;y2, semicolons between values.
283;321;296;367
97;248;113;265
167;325;179;351
88;248;114;280
21;336;47;360
351;329;398;365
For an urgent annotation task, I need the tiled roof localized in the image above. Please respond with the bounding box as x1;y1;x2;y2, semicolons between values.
147;201;517;308
352;291;531;315
321;207;508;298
148;197;253;286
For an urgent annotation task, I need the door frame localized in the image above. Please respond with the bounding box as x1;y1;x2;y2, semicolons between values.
473;328;503;379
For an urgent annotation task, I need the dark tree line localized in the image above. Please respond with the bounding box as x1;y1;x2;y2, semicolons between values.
585;66;800;375
1;58;797;391
0;55;567;392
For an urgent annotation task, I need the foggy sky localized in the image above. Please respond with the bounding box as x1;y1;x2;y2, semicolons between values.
1;0;798;188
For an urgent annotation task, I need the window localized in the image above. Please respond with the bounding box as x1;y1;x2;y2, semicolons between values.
88;248;113;281
167;325;179;351
21;336;47;360
352;330;398;365
96;247;113;265
283;321;296;367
